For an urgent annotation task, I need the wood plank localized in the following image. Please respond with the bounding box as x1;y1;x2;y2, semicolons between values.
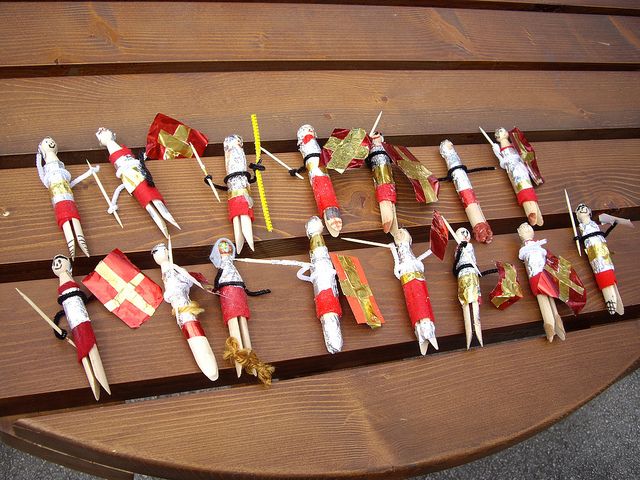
1;3;638;75
1;223;638;414
13;320;640;479
1;139;638;272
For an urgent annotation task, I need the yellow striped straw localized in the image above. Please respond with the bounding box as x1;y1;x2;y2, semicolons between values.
251;114;273;232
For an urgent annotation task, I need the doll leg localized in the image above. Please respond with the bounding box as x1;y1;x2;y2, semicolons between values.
536;294;557;342
240;215;254;252
71;218;90;257
227;317;244;378
323;207;343;238
88;345;111;394
81;356;100;401
602;285;622;315
232;216;245;253
239;316;256;376
472;301;483;347
145;204;169;239
379;200;395;234
549;298;565;341
152;199;180;229
523;201;543;227
462;303;472;350
61;221;76;259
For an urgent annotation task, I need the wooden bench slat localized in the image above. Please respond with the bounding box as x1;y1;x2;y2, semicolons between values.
0;139;637;270
12;320;640;479
3;70;639;158
1;3;638;74
1;223;637;414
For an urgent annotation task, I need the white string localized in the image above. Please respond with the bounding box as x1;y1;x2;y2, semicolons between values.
108;184;127;214
70;165;100;188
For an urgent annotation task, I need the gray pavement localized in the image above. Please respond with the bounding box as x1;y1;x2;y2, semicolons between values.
1;369;638;480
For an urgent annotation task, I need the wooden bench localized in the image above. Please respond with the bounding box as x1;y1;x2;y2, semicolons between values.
0;2;638;478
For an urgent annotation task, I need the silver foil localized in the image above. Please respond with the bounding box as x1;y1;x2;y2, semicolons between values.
415;319;438;350
320;313;343;354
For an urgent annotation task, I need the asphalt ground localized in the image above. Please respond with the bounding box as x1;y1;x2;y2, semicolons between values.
1;368;638;480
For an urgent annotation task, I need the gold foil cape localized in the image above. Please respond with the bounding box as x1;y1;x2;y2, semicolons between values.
544;256;584;302
121;166;146;193
325;129;369;174
457;273;480;305
95;264;157;316
514;179;533;193
49;180;73;198
400;271;425;285
394;149;438;203
228;188;251;200
373;164;394;186
331;254;383;328
586;242;613;266
158;124;193;160
491;262;522;309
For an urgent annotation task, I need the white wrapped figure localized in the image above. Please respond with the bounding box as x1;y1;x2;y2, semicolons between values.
152;243;218;382
297;125;343;237
96;127;180;239
452;227;483;348
575;204;623;315
37;137;93;258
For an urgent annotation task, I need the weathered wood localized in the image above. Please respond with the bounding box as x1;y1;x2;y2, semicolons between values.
1;223;637;415
1;139;637;275
12;320;640;479
1;3;638;76
1;71;639;158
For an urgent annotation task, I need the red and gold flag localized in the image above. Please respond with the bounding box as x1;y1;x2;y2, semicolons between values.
532;253;586;314
384;143;439;203
321;128;372;173
83;249;163;328
330;253;384;329
430;211;449;261
508;127;544;186
489;262;523;310
146;113;208;160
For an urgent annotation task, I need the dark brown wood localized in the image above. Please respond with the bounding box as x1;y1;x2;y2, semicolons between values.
12;320;640;479
0;3;638;77
1;139;637;277
1;223;637;415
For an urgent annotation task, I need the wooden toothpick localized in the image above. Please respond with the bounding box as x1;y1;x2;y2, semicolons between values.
191;142;221;203
369;111;383;136
564;189;582;256
261;147;304;180
16;288;76;348
341;237;394;249
86;160;124;228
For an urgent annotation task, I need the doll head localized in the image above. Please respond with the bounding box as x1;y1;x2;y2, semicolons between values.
439;139;454;157
575;203;592;224
394;228;412;246
210;238;235;268
305;216;325;239
95;127;116;147
38;137;58;163
370;131;384;147
297;125;316;146
223;134;243;152
517;222;535;243
151;243;169;265
51;254;72;277
494;127;509;143
456;227;471;242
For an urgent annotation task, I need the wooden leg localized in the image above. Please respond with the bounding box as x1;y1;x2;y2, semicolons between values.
88;345;111;395
81;356;100;401
71;218;90;257
145;204;169;239
613;284;624;315
186;335;219;382
462;304;472;350
549;299;565;341
227;317;243;378
536;294;557;342
523;201;542;227
152;199;180;229
472;301;483;347
239;317;256;376
232;217;244;253
602;285;623;315
61;221;75;259
240;215;254;251
379;200;395;234
323;214;342;238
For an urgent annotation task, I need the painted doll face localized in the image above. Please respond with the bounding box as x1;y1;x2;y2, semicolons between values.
456;227;471;242
575;203;592;224
51;255;71;276
151;243;168;265
494;128;509;143
517;222;535;242
95;127;116;146
297;125;316;145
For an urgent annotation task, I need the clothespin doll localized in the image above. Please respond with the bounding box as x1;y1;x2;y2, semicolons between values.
452;227;484;348
52;255;110;399
480;127;544;226
574;204;628;315
151;243;218;381
296;125;343;237
517;223;586;342
96;127;180;239
369;131;398;234
37;137;96;258
438;140;493;243
209;239;273;385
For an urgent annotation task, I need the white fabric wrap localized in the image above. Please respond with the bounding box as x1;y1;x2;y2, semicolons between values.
218;257;243;284
518;239;548;278
161;265;196;327
114;153;144;194
309;246;339;296
415;319;436;343
394;241;424;279
455;243;478;277
298;134;325;182
60;286;90;330
579;220;614;274
500;148;533;190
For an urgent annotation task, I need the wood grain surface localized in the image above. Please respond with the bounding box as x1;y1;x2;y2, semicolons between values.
0;139;637;275
1;223;637;415
1;3;638;74
13;320;640;479
1;71;640;158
